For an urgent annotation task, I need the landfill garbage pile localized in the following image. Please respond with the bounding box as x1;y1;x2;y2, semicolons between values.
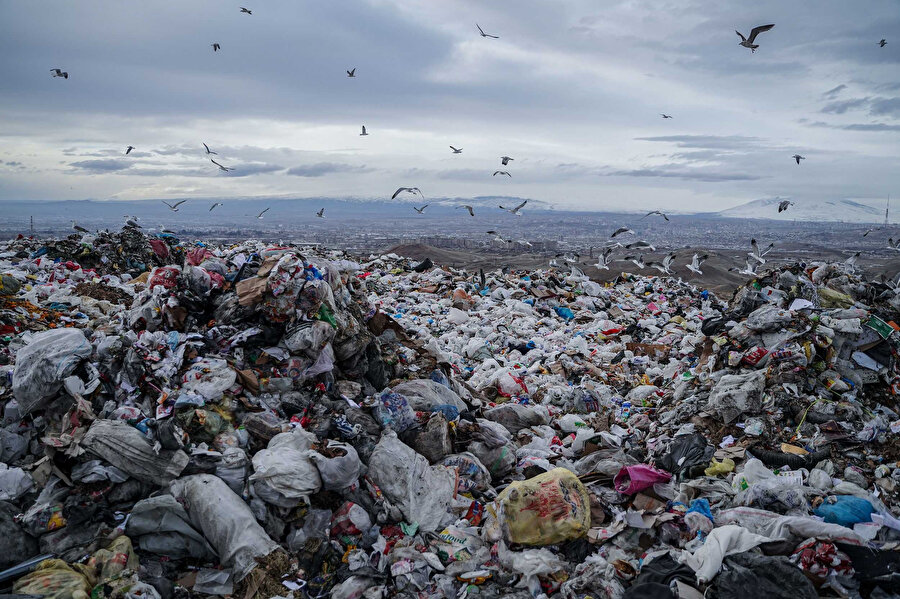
1;230;900;599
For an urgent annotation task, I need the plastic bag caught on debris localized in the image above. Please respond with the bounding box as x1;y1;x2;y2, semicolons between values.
13;328;92;413
310;439;361;491
250;428;322;506
170;474;280;581
706;371;766;424
126;494;216;559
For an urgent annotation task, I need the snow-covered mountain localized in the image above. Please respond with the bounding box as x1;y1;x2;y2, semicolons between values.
717;198;888;223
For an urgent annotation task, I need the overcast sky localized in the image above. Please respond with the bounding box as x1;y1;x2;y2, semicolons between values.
0;0;897;211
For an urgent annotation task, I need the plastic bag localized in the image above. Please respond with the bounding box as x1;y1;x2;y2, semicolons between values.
614;464;672;495
373;389;418;433
813;495;874;528
180;358;237;402
310;440;361;491
81;419;189;486
392;379;468;412
170;474;280;582
706;371;765;424
490;468;591;545
13;558;94;599
126;494;215;559
250;429;321;505
13;328;92;413
440;452;492;494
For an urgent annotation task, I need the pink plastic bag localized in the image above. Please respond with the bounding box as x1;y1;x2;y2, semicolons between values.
614;464;671;494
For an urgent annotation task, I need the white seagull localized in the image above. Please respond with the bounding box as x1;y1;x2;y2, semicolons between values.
476;24;499;39
125;146;135;155
792;154;805;165
735;24;775;52
749;238;774;264
125;217;141;229
887;238;900;252
391;187;423;200
50;68;68;79
347;68;356;77
203;143;217;155
209;202;224;211
487;230;512;243
610;226;635;239
778;200;794;213
493;170;511;177
660;114;673;119
499;200;527;215
623;255;645;270
456;205;475;217
212;43;221;52
360;125;368;136
686;253;707;275
731;260;758;277
626;240;655;252
500;156;513;165
643;210;670;221
316;208;325;218
211;159;233;172
71;221;90;233
845;251;861;267
450;146;463;154
162;200;187;212
256;207;270;219
240;7;252;14
413;204;429;214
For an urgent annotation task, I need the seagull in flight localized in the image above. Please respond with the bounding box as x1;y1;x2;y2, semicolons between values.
413;204;429;214
476;24;499;39
239;7;252;14
316;208;325;218
256;207;270;219
360;125;368;136
626;240;655;251
516;239;533;248
863;228;877;237
730;260;758;277
792;154;805;165
594;248;613;270
209;202;223;211
71;221;90;234
879;39;887;47
499;200;527;215
493;170;511;177
392;187;423;200
610;226;635;239
749;238;774;264
162;200;187;212
649;252;677;275
643;210;669;221
845;251;861;267
778;200;794;213
686;253;707;275
125;146;135;155
735;24;775;52
50;68;68;79
203;143;217;155
347;68;356;77
500;156;513;166
450;146;463;154
555;252;580;264
623;255;645;270
660;114;673;119
456;205;475;217
211;43;220;52
887;238;900;252
211;159;233;172
487;230;512;243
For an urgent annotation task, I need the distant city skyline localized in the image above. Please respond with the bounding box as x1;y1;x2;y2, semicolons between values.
0;0;898;212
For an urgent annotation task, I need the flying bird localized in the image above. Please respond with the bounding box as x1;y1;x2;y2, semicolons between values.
735;24;775;52
211;43;220;52
516;239;533;248
863;228;876;237
730;260;758;277
887;238;900;252
456;205;475;217
316;208;325;218
125;146;134;155
487;230;512;243
239;7;252;14
777;200;794;213
879;39;887;47
476;24;499;39
203;143;217;155
360;125;368;136
499;200;527;216
623;255;645;270
493;171;511;177
209;202;223;211
211;159;233;172
845;251;861;267
643;210;670;221
162;200;187;212
450;146;463;154
749;238;774;264
71;221;90;234
391;187;423;200
50;69;68;79
555;252;580;263
626;240;655;251
792;154;805;165
256;207;270;219
594;251;613;270
610;226;635;239
686;253;708;275
648;253;677;275
347;68;356;77
413;204;429;214
660;114;673;119
500;156;513;166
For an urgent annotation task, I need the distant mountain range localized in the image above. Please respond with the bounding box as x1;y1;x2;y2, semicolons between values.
715;197;889;224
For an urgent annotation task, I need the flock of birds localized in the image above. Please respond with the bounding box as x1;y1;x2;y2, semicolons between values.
47;9;894;280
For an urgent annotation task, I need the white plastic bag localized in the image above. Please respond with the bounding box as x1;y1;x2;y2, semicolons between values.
13;328;92;413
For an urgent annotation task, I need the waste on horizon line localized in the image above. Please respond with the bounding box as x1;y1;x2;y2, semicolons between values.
0;226;899;598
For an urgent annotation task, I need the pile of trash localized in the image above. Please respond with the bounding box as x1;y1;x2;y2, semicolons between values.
1;229;900;599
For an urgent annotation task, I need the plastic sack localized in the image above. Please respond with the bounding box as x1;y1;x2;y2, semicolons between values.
215;447;250;495
392;379;468;412
126;494;216;559
657;433;714;479
469;441;517;480
367;430;456;532
13;328;93;413
282;319;335;358
0;463;34;500
180;358;237;402
331;501;372;538
250;428;322;505
491;468;591;545
614;464;672;495
12;558;94;599
309;440;361;491
484;403;545;435
82;419;188;486
813;495;874;528
705;458;736;477
374;389;418;433
84;535;139;583
706;371;765;424
170;474;280;582
148;265;180;289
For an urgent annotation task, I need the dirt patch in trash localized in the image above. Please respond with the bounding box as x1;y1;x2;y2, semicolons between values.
73;282;133;305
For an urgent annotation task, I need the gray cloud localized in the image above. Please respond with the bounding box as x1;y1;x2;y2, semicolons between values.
821;97;871;114
822;84;847;99
606;168;762;182
69;159;132;172
286;162;369;177
634;135;768;150
869;97;900;118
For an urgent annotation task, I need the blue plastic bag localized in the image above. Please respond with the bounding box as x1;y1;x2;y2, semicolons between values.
554;306;575;321
813;495;874;528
